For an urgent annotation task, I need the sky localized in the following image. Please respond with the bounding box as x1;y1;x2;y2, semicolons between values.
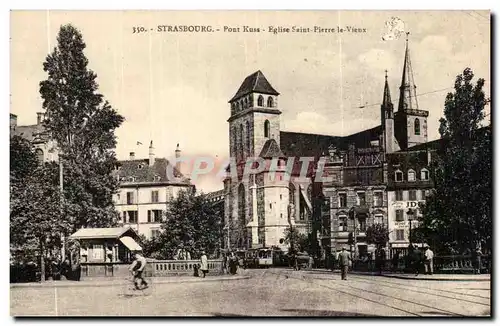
10;10;491;193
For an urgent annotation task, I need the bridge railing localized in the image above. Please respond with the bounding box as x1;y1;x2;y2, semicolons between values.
145;259;223;277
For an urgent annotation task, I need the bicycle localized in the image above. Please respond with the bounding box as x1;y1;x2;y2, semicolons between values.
122;270;152;297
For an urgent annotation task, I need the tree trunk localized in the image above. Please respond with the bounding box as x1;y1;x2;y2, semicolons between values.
40;238;45;283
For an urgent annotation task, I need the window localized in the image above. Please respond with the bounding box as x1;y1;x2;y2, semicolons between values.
338;216;347;232
267;96;274;107
421;169;429;180
270;203;272;209
374;215;383;224
396;229;405;241
148;210;162;223
126;192;134;205
357;192;366;206
239;124;244;158
246;121;251;151
289;183;296;206
151;229;160;239
408;170;416;182
151;190;159;203
420;189;427;200
338;193;347;208
166;188;174;201
409;190;417;201
395;209;404;222
126;211;138;223
264;120;270;138
280;194;282;200
373;192;383;207
414;118;420;135
395;170;403;182
358;218;367;232
257;95;264;106
396;190;403;201
138;163;144;169
92;244;103;260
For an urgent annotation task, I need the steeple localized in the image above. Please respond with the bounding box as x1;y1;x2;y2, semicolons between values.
398;33;419;111
381;70;394;126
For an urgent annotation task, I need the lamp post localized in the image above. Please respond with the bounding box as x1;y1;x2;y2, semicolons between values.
407;208;415;247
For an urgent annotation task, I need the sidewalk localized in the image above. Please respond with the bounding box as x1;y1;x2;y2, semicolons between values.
10;274;250;288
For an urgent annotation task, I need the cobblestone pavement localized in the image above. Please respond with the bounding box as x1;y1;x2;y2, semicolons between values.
10;268;491;317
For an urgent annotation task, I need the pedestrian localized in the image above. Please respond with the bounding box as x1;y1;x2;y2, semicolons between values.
221;252;228;275
200;250;209;278
424;246;434;275
229;252;238;275
338;247;351;280
413;246;422;276
472;247;483;274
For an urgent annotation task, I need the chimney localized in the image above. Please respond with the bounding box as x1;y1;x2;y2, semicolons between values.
149;141;155;166
175;143;181;173
37;112;43;125
129;152;135;160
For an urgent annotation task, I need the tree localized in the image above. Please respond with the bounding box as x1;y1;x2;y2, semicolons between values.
283;227;309;253
10;135;39;184
365;223;389;248
39;24;124;232
10;162;71;280
150;189;222;259
421;68;491;254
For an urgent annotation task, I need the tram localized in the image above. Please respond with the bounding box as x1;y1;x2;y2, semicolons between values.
256;247;286;268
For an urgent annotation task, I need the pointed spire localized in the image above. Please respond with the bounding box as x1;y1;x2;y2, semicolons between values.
398;32;419;111
382;70;393;108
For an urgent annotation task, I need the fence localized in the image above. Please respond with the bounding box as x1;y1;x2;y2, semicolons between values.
349;255;491;274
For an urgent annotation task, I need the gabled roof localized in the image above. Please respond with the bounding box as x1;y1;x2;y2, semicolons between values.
259;139;285;158
115;157;190;185
69;227;137;239
13;124;49;142
230;70;279;102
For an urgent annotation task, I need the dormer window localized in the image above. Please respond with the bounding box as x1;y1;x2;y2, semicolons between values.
421;169;429;181
257;95;264;107
154;175;161;181
408;169;416;182
138;163;144;169
128;176;135;182
395;170;403;182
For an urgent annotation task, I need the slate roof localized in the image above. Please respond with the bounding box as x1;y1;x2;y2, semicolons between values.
115;157;190;185
259;139;285;158
12;124;50;142
230;70;280;102
69;227;137;239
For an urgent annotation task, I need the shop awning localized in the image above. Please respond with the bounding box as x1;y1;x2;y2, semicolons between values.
119;236;142;251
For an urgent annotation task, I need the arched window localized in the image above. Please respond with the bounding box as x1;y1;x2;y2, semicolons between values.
246;121;251;152
239;124;244;158
395;170;403;182
414;118;421;135
248;95;253;107
35;148;44;164
408;169;416;182
238;184;246;229
289;183;296;206
267;96;274;108
231;103;236;114
232;127;236;157
257;95;264;107
420;168;429;181
235;102;239;111
264;120;270;138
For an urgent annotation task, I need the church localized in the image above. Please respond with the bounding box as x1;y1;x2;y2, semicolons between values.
223;37;433;258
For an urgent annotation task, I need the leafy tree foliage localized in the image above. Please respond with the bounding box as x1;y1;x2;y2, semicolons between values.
39;24;124;231
10;135;39;184
144;189;223;259
421;68;491;254
283;227;310;253
365;223;389;248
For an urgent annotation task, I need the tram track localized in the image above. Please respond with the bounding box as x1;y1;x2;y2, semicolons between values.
267;269;481;317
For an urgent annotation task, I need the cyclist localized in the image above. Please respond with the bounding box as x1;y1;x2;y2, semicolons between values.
129;250;148;290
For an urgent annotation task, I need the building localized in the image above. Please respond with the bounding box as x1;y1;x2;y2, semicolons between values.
113;142;193;239
224;36;432;257
10;112;60;163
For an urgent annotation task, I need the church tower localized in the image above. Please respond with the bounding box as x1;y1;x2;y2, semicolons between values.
228;70;281;163
381;70;399;153
226;70;282;249
394;34;429;150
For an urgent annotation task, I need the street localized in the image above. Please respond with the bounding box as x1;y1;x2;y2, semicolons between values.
10;268;490;317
